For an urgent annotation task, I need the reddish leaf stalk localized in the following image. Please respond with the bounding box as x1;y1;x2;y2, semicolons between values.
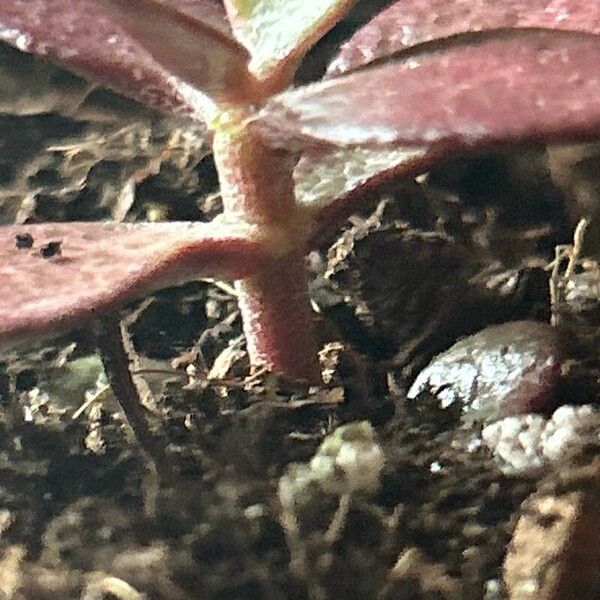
95;315;168;475
211;109;319;381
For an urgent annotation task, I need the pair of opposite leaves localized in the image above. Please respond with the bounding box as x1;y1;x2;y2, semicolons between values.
3;1;600;146
1;0;600;346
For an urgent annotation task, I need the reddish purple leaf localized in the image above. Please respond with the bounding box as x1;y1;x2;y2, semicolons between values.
0;221;267;348
167;0;233;37
252;31;600;150
329;0;600;75
97;0;262;103
0;0;251;120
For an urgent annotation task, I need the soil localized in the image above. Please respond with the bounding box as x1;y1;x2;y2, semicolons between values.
0;6;599;600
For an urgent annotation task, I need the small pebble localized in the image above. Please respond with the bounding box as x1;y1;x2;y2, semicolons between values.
540;404;600;461
408;321;563;423
481;414;547;475
429;461;443;473
482;404;600;475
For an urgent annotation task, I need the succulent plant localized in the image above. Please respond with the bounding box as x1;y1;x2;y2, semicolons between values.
1;0;600;385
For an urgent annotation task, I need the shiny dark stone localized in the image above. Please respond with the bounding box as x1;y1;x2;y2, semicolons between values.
408;321;563;423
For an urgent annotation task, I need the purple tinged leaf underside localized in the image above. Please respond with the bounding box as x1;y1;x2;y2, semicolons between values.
0;221;267;349
97;0;259;104
252;31;600;150
165;0;233;38
328;0;600;75
293;1;600;224
295;147;428;210
0;0;246;119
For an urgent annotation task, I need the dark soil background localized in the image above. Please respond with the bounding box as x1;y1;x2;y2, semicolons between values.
0;2;599;599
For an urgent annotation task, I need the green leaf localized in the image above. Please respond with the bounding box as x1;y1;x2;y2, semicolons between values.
224;0;355;80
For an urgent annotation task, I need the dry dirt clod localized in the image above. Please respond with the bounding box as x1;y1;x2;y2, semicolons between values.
387;546;461;598
482;404;600;476
503;459;600;600
0;545;26;600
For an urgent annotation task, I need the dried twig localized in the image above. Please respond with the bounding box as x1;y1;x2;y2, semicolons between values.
548;218;589;325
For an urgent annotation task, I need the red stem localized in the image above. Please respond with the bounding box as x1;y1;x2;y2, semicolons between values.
212;110;319;382
236;251;318;381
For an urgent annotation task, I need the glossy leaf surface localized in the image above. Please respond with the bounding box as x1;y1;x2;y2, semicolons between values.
329;0;600;75
0;221;266;347
224;0;355;80
254;31;600;150
0;0;250;120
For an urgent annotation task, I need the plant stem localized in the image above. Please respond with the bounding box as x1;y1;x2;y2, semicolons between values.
212;109;319;382
95;315;168;475
236;250;319;380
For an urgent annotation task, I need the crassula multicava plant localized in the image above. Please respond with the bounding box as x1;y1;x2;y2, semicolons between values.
2;0;600;389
